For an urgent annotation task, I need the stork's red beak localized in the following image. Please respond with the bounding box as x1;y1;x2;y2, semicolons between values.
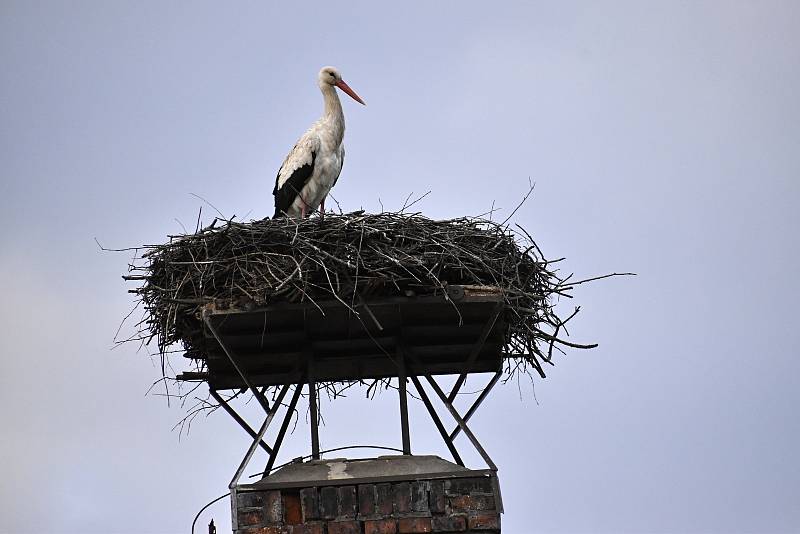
335;79;366;105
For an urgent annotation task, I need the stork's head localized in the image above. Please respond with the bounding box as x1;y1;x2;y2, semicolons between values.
318;66;366;105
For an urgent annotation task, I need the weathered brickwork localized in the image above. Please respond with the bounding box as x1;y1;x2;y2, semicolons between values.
234;476;500;534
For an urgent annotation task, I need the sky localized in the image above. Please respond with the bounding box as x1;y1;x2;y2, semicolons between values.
1;1;799;533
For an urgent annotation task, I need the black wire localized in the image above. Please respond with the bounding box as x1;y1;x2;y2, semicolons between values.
191;492;229;534
191;444;406;533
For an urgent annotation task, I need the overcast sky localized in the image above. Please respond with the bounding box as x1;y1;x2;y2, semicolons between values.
1;1;799;533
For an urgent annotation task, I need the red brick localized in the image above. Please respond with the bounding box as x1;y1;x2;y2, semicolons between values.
320;486;339;519
444;478;493;496
468;513;500;530
431;515;467;532
238;491;265;508
365;519;397;534
398;517;432;533
339;485;357;518
238;527;281;534
263;490;283;523
359;484;377;516
448;494;495;513
411;481;430;512
285;523;324;534
238;508;264;527
283;492;302;525
449;495;467;511
328;519;361;534
376;483;394;516
429;481;445;514
394;483;412;514
300;488;319;521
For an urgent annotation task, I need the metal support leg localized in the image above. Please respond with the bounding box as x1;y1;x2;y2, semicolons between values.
309;380;320;460
229;383;291;488
409;375;464;466
264;383;304;474
398;352;411;455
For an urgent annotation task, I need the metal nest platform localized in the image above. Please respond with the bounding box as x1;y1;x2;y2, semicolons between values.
179;284;506;390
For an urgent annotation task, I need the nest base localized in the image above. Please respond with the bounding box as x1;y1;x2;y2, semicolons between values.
180;285;505;390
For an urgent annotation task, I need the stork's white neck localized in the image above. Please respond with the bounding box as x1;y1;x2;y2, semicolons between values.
321;84;345;143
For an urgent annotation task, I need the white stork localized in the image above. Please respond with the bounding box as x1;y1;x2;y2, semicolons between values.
273;66;365;219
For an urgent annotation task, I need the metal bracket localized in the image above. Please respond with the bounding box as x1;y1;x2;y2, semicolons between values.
202;311;305;488
401;305;502;471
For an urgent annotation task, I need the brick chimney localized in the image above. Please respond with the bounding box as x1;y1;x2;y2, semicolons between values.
232;455;501;533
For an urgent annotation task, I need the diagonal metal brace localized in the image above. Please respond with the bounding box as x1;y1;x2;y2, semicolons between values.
210;389;272;454
203;310;272;415
447;303;503;402
426;375;497;471
264;382;304;475
449;370;502;441
229;383;291;488
409;375;464;466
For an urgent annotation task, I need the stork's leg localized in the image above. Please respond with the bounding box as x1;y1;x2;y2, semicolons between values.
319;196;326;221
298;194;311;218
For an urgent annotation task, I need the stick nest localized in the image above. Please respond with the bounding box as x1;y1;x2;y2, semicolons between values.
124;211;595;379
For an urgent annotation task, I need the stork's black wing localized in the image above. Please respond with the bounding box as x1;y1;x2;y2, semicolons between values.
273;146;316;218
